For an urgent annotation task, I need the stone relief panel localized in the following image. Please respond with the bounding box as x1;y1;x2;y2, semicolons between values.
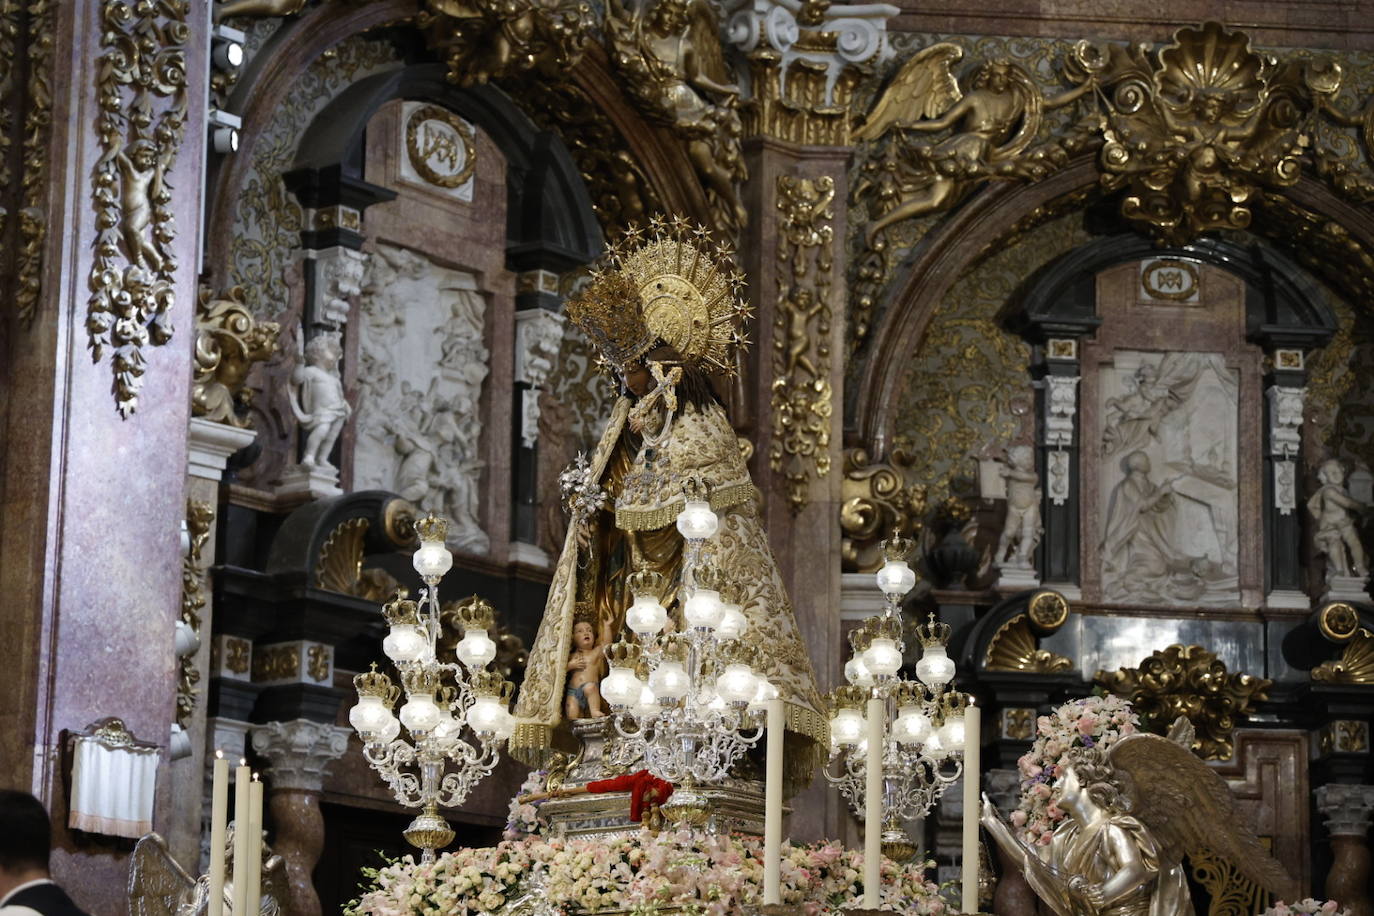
353;242;491;554
1098;351;1240;606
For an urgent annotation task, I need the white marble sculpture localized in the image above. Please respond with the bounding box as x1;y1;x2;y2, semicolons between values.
1308;459;1369;600
353;243;490;554
1098;352;1239;605
290;332;350;469
994;445;1042;588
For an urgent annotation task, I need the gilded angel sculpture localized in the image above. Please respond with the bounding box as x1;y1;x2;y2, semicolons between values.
511;219;825;793
854;43;1097;246
981;734;1294;916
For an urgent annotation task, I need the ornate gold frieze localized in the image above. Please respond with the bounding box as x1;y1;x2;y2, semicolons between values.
252;643;300;682
770;174;835;513
1311;628;1374;685
306;644;331;683
739;44;862;147
89;0;190;417
840;447;926;573
314;517;369;594
418;0;594;88
192;286;281;427
604;0;747;239
1094;644;1271;761
15;0;53;327
178;500;214;728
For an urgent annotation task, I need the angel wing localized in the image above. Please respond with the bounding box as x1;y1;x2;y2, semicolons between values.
1108;733;1296;900
853;43;963;142
685;0;732;92
1165;714;1196;749
129;833;203;916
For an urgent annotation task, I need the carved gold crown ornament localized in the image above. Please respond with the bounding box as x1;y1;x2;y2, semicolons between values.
348;513;517;863
566;217;752;376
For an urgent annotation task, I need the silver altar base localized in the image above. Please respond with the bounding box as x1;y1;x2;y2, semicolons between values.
539;718;773;840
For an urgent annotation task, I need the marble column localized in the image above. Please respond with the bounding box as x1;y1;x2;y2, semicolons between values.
251;719;352;916
985;769;1036;916
1316;784;1374;916
0;3;210;911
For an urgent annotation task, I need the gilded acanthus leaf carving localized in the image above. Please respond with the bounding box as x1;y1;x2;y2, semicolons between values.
1093;644;1270;761
419;0;594;88
770;174;835;514
839;447;927;573
178;500;214;728
0;2;18;245
89;0;191;417
604;0;747;238
16;0;54;327
192;286;281;427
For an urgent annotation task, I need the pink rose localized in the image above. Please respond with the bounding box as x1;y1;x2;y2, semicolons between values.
1044;740;1063;756
1077;715;1097;735
1010;810;1027;827
1033;783;1052;799
1046;804;1064;820
1025;764;1043;778
1037;833;1053;846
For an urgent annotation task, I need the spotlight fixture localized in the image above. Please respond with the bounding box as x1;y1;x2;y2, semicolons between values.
208;108;242;155
211;23;246;71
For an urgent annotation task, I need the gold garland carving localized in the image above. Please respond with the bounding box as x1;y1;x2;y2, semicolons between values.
418;0;593;88
840;447;927;573
15;0;53;326
0;2;17;248
1188;844;1272;916
1093;644;1271;761
404;104;477;190
178;499;214;728
314;517;370;594
1312;629;1374;685
89;0;190;417
740;35;866;146
769;175;835;514
192;285;281;427
984;611;1073;674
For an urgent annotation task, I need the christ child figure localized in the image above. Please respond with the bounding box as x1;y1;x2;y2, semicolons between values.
1308;459;1369;579
565;614;608;718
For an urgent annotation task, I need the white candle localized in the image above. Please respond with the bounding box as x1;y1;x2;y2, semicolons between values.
863;697;884;909
231;761;251;916
960;703;981;914
208;752;229;916
763;698;784;906
246;776;264;916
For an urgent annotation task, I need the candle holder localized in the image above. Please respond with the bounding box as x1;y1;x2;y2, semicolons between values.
347;512;515;862
824;533;967;851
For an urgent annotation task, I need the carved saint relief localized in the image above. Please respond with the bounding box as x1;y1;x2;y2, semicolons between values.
354;243;491;554
1098;351;1239;605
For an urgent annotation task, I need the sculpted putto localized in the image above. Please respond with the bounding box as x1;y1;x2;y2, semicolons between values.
995;445;1042;570
1308;459;1368;580
289;332;351;471
982;734;1293;916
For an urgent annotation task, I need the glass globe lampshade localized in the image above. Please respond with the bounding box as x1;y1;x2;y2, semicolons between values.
431;708;461;750
648;660;690;702
716;663;757;705
376;715;401;744
863;637;903;677
830;707;864;746
683;588;724;630
634;684;658;718
876;559;916;597
468;695;506;736
924;729;947;759
383;623;427;663
676;499;719;540
399;693;442;734
893;706;932;745
844;656;875;687
491;708;516;741
626;594;669;636
749;677;779;710
349;695;392;738
601;666;641;708
456;628;497;668
915;644;955;687
413;539;454;580
716;604;748;639
937;715;966;752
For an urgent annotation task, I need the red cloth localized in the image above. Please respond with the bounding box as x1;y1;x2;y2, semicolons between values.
586;770;675;822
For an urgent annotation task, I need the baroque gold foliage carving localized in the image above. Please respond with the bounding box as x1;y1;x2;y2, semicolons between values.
1093;644;1271;761
0;3;17;248
1311;628;1374;685
984;614;1073;673
770;175;835;513
840;447;927;573
89;0;190;417
740;33;865;146
16;0;53;327
315;517;369;594
604;0;747;239
252;644;299;682
193;286;281;427
178;500;214;728
419;0;594;88
1189;844;1272;916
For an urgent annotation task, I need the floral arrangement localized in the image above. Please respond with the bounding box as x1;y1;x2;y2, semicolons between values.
1260;901;1349;916
1013;695;1139;845
559;453;607;519
505;770;549;841
347;832;946;916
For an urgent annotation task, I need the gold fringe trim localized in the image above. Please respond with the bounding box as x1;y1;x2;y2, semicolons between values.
615;483;757;532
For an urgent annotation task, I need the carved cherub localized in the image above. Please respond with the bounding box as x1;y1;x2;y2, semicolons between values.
289;333;351;471
116;139;168;272
564;613;608;718
1308;459;1369;579
854;44;1097;246
782;288;827;381
995;445;1042;569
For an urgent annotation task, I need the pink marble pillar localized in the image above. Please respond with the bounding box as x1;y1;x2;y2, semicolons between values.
1317;784;1374;916
0;3;210;912
252;720;352;916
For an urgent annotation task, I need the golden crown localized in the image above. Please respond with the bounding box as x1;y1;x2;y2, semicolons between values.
682;475;711;502
915;613;951;648
566;217;751;376
892;681;926;708
470;670;514;700
605;641;643;667
867;615;903;643
383;591;420;626
828;684;867;712
881;530;915;562
454;595;495;631
628;569;667;599
354;663;399;703
415;512;448;543
940;692;969;718
402;668;442;695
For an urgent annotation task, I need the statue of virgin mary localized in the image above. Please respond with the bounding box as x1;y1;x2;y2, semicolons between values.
510;222;825;795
